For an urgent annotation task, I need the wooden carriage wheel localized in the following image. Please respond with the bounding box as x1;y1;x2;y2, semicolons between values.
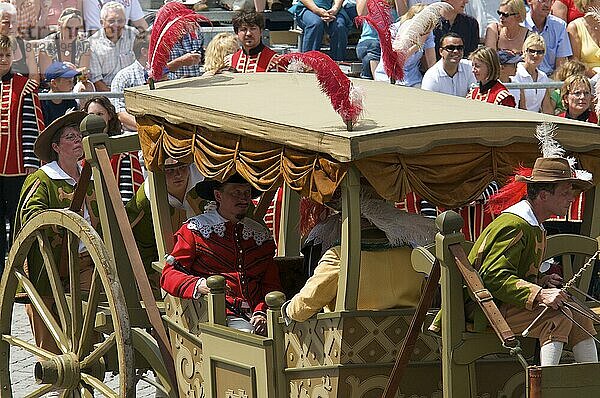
0;209;135;397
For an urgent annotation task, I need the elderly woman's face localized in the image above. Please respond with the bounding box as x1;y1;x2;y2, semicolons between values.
52;126;84;162
86;102;110;133
0;12;15;36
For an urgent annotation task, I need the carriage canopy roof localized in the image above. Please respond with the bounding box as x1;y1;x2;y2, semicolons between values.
125;73;600;207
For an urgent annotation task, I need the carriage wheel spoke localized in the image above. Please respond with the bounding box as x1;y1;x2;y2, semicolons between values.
35;231;70;339
14;270;69;353
2;334;54;360
67;231;83;354
77;267;100;358
81;373;118;397
80;333;115;369
22;383;54;398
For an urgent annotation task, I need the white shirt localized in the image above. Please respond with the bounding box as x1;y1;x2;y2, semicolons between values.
509;62;550;113
83;0;144;32
421;59;476;97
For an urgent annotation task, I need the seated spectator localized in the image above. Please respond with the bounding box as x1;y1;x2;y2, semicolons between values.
0;33;43;274
558;74;597;122
202;32;239;76
126;159;205;298
422;32;476;96
83;0;147;35
509;34;553;113
567;0;600;78
282;191;434;323
467;46;516;107
354;0;399;79
434;0;479;59
550;59;585;114
229;11;282;72
290;0;351;61
161;173;282;336
374;3;436;87
497;49;521;83
89;1;137;91
484;0;528;55
524;0;572;76
41;62;80;124
38;8;90;77
167;32;204;79
551;0;584;24
3;0;46;39
111;31;148;131
0;2;38;80
82;96;144;203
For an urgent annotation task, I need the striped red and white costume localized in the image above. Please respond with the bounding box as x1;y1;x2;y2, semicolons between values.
161;209;282;316
230;43;282;73
110;152;145;204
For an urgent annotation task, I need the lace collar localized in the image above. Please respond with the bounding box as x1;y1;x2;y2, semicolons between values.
187;209;271;246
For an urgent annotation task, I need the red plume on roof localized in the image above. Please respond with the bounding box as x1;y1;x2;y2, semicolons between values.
355;0;404;81
487;165;532;215
148;2;210;80
278;51;364;125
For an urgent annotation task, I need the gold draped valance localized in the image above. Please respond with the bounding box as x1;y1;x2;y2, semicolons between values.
137;115;600;208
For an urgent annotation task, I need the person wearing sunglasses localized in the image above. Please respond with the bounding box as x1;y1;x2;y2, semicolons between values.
433;0;479;60
509;33;554;113
566;0;600;78
467;46;516;107
422;32;476;97
524;0;572;76
484;0;528;55
558;74;597;122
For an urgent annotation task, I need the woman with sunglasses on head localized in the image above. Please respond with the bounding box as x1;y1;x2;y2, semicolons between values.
82;96;144;204
509;34;553;113
558;74;597;122
484;0;528;55
38;8;90;78
467;46;516;107
567;0;600;78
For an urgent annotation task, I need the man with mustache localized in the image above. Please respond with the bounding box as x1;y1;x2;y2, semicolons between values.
161;173;281;336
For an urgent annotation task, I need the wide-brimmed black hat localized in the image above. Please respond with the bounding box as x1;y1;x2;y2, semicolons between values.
34;111;87;163
194;173;261;201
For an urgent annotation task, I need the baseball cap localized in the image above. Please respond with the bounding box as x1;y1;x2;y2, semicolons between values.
45;62;81;81
497;50;522;65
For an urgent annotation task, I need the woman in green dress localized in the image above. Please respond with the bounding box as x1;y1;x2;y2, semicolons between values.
15;110;99;353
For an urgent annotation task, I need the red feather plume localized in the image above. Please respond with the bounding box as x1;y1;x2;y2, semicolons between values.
487;166;532;215
278;51;364;124
148;2;210;80
299;197;332;237
355;0;404;81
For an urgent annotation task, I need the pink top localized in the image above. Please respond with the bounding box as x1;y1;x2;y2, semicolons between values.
46;0;79;25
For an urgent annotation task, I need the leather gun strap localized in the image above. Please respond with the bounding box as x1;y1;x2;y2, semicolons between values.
448;243;516;344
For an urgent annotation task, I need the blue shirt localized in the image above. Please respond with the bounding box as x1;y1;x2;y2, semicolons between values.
358;9;399;43
524;13;572;75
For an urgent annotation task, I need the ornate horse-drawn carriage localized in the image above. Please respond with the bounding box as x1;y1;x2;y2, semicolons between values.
3;72;600;397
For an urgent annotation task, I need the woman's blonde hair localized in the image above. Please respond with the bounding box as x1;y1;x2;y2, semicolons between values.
469;46;501;81
574;0;592;12
204;33;239;75
400;3;426;23
499;0;526;21
555;59;586;81
522;33;546;53
560;74;592;103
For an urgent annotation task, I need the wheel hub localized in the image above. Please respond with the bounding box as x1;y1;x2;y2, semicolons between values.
34;353;80;390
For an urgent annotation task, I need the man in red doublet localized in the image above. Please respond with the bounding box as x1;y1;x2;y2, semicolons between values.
161;173;281;335
229;11;283;73
0;35;44;270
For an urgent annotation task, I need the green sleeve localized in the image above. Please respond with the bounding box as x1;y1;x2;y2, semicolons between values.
125;183;158;274
18;171;51;229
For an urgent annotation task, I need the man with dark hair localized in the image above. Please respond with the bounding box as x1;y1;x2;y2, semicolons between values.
422;32;476;97
433;0;479;60
431;156;598;366
161;173;282;336
229;10;281;73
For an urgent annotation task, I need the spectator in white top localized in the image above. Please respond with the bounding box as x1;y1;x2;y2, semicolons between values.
83;0;148;35
509;33;553;113
523;0;572;76
422;33;476;97
89;1;137;91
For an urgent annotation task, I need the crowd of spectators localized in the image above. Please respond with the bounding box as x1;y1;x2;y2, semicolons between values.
2;0;600;270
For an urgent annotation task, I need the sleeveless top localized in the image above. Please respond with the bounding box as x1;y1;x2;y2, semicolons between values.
493;22;528;55
11;38;29;77
574;17;600;71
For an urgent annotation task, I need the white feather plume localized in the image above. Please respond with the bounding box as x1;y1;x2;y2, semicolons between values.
535;122;565;158
576;169;593;181
392;2;453;53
